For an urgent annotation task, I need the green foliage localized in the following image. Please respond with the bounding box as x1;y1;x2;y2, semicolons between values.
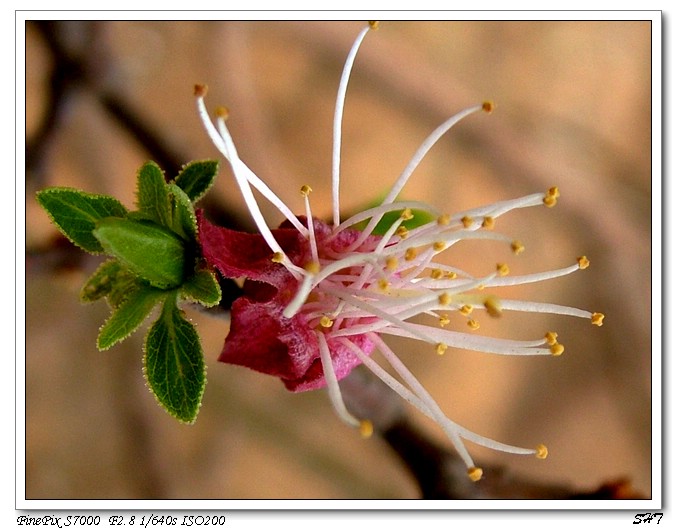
181;269;222;307
174;160;219;203
168;183;199;240
80;259;137;306
36;160;220;424
97;285;167;351
35;188;128;253
144;294;206;424
135;161;173;227
94;217;187;289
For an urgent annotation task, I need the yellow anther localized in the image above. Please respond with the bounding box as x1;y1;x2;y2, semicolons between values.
577;256;590;269
461;215;473;228
400;208;413;221
193;84;208;97
385;256;399;271
496;263;509;277
544;331;559;345
435;343;448;356
511;240;525;255
547;186;560;199
320;316;333;328
437;213;451;226
467;467;483;482
377;278;390;292
396;226;409;239
445;271;457;279
304;261;320;274
460;304;473;316
482;216;495;229
484;297;502;317
439;314;450;327
550;343;565;356
482;101;495;113
359;419;374;438
543;186;560;208
300;184;312;197
467;319;480;330
215;105;230;119
368;21;380;30
405;247;418;261
271;252;285;263
543;195;557;207
438;292;452;306
535;444;548;459
591;312;605;326
430;268;444;280
433;241;446;252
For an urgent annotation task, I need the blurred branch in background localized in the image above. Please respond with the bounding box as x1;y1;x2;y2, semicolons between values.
25;20;652;500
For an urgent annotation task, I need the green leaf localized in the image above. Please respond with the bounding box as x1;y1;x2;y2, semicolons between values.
97;285;166;350
93;217;187;289
80;259;137;305
173;160;218;203
181;269;221;307
35;188;128;253
168;183;198;240
135;161;172;227
144;295;206;423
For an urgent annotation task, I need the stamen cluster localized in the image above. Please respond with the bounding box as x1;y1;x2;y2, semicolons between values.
194;22;604;480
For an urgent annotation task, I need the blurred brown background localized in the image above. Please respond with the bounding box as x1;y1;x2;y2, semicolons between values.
25;20;652;499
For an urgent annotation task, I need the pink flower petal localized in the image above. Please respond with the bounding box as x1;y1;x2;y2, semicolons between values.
198;210;376;391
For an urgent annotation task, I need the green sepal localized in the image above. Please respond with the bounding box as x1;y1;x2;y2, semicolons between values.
144;294;206;423
168;183;198;240
135;161;172;227
80;259;138;307
181;269;221;307
173;160;219;203
97;285;166;350
35;188;128;253
93;217;187;289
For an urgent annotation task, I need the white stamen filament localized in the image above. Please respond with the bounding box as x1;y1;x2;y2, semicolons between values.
303;191;319;264
384;104;485;206
332;25;373;227
322;286;434;342
215;115;308;236
482;263;582;288
317;332;361;428
368;333;476;468
334;201;441;235
196;95;297;266
347;103;485;251
283;272;316;319
496;300;594;319
380;323;551;356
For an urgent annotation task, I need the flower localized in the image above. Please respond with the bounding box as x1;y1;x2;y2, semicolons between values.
194;22;604;481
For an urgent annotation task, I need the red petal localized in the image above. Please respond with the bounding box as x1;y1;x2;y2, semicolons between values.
218;296;318;382
197;210;378;392
197;210;306;286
